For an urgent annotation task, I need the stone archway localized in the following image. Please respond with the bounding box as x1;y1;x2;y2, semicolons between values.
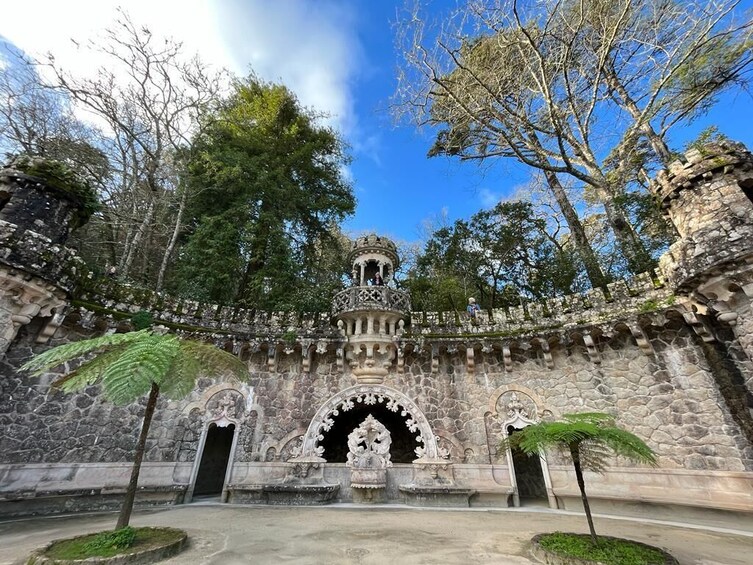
185;388;244;502
491;389;557;509
299;384;442;462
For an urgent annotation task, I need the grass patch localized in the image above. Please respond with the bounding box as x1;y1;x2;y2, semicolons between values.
44;527;183;560
538;532;668;565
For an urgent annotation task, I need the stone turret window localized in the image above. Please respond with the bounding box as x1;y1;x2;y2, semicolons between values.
739;178;753;205
0;189;10;212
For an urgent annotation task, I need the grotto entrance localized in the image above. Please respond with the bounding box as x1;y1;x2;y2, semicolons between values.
319;403;420;463
194;423;235;497
507;425;547;505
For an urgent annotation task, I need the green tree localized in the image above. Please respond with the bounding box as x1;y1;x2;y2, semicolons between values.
175;77;354;309
502;413;657;544
397;0;752;276
20;328;247;530
409;201;579;311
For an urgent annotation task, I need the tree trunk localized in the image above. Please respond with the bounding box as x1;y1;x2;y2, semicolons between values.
604;68;672;164
116;382;160;530
570;443;598;545
156;186;188;291
602;197;652;274
120;198;156;278
235;201;274;304
542;170;609;289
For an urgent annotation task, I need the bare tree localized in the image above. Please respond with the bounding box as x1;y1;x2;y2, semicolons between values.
396;0;753;275
0;54;109;184
44;11;225;287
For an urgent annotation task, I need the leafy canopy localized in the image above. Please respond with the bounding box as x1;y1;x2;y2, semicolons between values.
21;329;247;405
407;201;578;310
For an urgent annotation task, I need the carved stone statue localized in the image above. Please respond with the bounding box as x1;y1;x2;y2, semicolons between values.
346;414;392;469
347;415;392;494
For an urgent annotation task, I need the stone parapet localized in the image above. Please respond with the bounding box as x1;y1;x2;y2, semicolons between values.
652;141;753;207
331;285;411;316
77;276;339;340
407;271;670;337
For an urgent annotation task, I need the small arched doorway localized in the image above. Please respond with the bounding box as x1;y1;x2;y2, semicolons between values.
193;423;236;498
507;425;547;504
494;389;557;509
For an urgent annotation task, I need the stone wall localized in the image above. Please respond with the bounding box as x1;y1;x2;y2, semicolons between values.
2;294;753;515
2;143;753;517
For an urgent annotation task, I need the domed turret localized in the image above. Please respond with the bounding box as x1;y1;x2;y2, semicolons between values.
348;234;400;286
331;234;410;384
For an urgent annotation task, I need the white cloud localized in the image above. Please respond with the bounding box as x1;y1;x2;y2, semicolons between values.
478;187;502;208
214;0;362;135
0;0;362;135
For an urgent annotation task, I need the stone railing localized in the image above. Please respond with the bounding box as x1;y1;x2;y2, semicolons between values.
331;286;411;316
407;271;674;337
74;276;339;339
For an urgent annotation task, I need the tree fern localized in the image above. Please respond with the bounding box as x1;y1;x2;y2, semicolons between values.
21;328;249;529
500;412;657;544
22;330;151;375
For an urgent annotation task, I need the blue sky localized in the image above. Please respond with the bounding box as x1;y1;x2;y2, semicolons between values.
2;0;752;245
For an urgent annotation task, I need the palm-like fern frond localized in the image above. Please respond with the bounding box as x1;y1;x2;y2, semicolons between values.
178;340;247;379
51;345;130;391
23;330;248;405
501;412;657;472
99;334;180;404
162;352;202;400
21;330;151;375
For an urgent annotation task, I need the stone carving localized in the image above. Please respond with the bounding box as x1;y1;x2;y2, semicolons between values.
347;414;392;490
297;384;440;461
280;436;304;462
346;414;392;469
206;389;243;427
497;391;538;431
506;393;530;420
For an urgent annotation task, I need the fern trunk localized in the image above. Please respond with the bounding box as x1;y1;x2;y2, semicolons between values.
116;382;160;529
570;442;599;545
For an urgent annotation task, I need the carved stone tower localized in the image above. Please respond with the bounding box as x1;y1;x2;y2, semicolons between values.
331;234;410;384
652;141;753;359
0;165;86;353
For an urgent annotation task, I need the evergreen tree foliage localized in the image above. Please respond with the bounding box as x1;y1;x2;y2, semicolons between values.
173;77;354;310
406;201;579;311
21;329;248;529
501;413;657;544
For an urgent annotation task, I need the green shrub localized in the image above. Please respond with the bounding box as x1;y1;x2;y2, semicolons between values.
82;526;136;554
538;532;667;565
131;310;155;330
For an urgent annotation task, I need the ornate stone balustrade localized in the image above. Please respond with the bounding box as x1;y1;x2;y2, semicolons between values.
331;286;411;316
